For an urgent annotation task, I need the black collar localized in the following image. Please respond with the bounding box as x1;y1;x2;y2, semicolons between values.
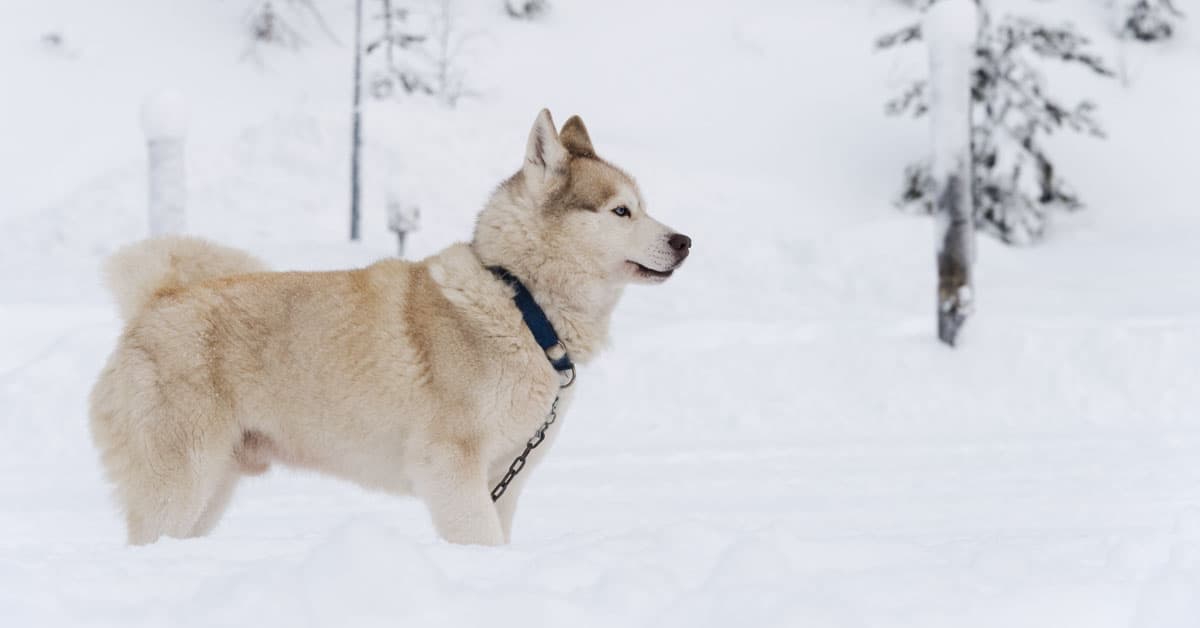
488;266;575;376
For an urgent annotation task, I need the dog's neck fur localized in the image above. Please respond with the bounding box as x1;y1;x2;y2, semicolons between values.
510;263;622;366
470;179;623;366
471;244;623;366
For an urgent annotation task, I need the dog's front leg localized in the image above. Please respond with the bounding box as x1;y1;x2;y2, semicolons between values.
493;420;564;542
413;443;505;546
494;466;528;544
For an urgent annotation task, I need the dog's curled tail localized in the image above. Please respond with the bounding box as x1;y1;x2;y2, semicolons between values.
104;236;267;321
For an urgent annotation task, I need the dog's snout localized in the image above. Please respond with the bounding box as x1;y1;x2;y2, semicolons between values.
668;233;692;253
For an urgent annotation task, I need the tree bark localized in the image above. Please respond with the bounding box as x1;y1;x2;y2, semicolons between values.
936;172;972;345
350;0;364;241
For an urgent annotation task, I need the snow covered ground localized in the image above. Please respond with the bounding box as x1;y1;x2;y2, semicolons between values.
2;0;1200;625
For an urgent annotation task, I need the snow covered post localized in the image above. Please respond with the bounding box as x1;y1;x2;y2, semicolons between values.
140;91;188;236
386;195;420;258
925;0;977;347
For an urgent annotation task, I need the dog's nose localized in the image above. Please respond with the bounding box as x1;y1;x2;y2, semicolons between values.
668;233;692;252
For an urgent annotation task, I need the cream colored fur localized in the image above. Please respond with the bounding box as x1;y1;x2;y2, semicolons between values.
104;235;267;322
89;110;690;546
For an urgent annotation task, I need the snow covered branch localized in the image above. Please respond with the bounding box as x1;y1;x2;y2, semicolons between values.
242;0;340;64
1115;0;1186;41
365;0;474;107
504;0;548;20
880;4;1116;244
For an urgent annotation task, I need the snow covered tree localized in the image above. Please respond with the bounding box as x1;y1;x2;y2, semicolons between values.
426;0;472;106
365;0;472;106
366;1;433;98
925;0;977;346
1115;0;1185;41
505;0;548;20
879;2;1117;244
247;1;301;49
242;0;339;63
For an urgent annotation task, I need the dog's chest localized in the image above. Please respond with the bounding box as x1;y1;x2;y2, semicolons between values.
485;377;576;481
490;369;572;440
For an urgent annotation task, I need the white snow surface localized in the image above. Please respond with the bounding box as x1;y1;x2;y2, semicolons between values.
2;0;1200;626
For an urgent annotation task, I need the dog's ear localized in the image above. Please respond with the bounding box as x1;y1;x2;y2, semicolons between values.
523;109;569;187
559;115;595;158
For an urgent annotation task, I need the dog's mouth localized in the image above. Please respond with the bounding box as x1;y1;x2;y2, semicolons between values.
628;261;675;281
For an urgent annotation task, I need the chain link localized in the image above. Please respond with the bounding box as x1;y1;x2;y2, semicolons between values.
490;371;571;502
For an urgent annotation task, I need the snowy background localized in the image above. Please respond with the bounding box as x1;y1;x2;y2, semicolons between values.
2;0;1200;626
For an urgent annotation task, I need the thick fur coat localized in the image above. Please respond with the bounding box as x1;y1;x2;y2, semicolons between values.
89;110;690;545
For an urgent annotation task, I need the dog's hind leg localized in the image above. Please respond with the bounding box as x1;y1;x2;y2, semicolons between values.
188;431;274;537
91;348;242;545
119;419;240;545
188;466;241;538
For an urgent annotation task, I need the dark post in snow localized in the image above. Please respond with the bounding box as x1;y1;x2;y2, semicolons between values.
140;91;188;236
349;0;364;241
925;0;977;347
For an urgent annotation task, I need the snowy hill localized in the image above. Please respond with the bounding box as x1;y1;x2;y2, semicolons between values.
2;0;1200;626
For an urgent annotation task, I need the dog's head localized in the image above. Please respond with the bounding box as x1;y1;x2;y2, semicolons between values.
473;109;690;287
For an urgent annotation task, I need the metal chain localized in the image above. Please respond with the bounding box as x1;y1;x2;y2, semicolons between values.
490;372;571;502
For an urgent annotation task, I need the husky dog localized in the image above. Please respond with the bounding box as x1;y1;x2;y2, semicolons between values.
89;110;691;546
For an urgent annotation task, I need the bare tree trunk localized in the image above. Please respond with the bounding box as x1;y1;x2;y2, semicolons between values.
140;91;188;236
936;173;972;345
925;0;977;346
382;0;394;70
349;0;364;241
434;0;454;106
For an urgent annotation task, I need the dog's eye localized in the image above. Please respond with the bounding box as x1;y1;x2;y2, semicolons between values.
611;206;630;218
